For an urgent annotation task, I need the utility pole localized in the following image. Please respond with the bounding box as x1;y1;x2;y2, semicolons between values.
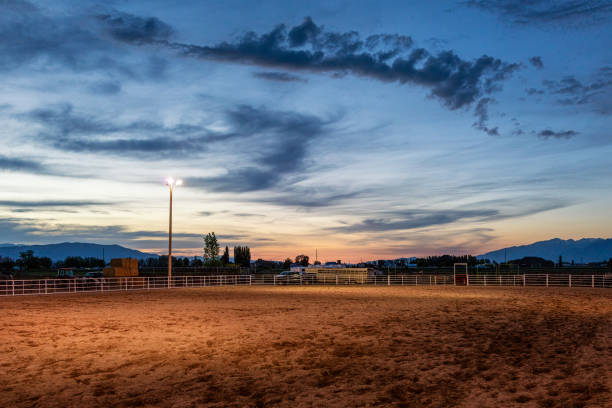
165;178;182;288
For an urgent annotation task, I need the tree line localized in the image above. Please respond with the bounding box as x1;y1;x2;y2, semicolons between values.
0;250;105;273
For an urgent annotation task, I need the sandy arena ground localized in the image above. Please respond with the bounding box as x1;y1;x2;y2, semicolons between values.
0;286;610;408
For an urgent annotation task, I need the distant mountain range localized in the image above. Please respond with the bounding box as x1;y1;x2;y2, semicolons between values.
0;242;157;262
2;238;611;264
477;238;612;263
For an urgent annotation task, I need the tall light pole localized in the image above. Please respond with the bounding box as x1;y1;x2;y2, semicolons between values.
166;177;182;287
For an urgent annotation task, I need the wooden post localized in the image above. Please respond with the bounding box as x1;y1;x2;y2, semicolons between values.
569;274;572;288
592;275;594;288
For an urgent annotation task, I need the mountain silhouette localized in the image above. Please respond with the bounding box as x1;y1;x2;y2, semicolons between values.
0;242;157;262
477;238;612;263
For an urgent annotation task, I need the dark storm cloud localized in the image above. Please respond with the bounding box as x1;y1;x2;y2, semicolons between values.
529;56;544;69
0;155;43;172
253;71;306;82
536;129;579;139
103;16;518;110
187;105;336;192
463;0;612;26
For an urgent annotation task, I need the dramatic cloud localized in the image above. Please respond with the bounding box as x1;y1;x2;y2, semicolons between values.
529;56;544;69
463;0;612;26
100;15;519;110
253;71;306;82
536;129;579;139
187;105;336;192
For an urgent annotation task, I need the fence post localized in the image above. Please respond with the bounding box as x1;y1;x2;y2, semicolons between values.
387;275;390;286
336;274;339;285
274;275;276;286
299;274;302;286
569;274;572;288
44;279;48;295
484;276;487;286
546;274;548;287
250;275;252;286
592;275;594;288
11;280;14;296
466;273;470;286
147;277;150;290
522;274;525;287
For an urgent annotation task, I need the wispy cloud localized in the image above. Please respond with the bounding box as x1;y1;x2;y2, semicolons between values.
463;0;612;26
187;105;339;192
0;155;44;172
536;129;579;139
253;71;306;82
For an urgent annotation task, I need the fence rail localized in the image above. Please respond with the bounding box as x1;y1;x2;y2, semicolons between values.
0;274;610;297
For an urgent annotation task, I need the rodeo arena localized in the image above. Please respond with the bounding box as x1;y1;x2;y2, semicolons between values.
1;259;611;296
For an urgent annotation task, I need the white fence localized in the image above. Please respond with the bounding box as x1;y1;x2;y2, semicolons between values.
0;274;610;297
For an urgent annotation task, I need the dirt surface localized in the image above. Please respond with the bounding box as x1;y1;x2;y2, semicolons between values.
0;286;610;407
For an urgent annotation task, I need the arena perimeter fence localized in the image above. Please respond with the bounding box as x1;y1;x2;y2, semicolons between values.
0;274;611;297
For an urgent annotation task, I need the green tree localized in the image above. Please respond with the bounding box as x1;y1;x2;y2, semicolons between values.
234;246;251;267
17;250;35;272
203;232;220;263
282;257;292;269
221;246;230;265
295;254;309;266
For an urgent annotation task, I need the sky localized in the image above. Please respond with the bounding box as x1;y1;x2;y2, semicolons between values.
1;0;611;262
